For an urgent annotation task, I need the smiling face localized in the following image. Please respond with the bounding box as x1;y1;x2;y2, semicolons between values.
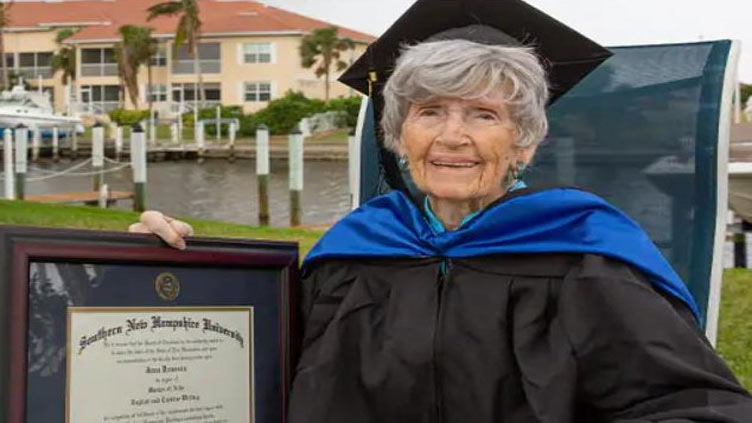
399;93;534;207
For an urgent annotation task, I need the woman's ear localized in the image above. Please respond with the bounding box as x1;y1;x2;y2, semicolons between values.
394;138;406;158
518;144;538;165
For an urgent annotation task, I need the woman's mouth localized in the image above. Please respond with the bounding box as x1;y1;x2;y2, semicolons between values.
430;160;479;168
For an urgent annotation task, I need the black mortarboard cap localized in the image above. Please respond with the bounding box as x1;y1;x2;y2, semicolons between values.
339;0;612;104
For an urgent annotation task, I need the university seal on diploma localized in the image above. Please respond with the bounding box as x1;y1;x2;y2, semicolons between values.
155;272;181;301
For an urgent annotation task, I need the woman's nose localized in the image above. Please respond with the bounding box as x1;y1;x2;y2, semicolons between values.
436;112;469;146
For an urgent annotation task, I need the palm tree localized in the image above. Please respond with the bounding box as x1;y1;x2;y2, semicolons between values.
51;28;79;114
0;1;14;90
147;0;203;114
114;25;157;111
113;43;129;109
300;26;354;101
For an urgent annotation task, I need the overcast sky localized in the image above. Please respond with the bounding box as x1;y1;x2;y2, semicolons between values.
260;0;752;83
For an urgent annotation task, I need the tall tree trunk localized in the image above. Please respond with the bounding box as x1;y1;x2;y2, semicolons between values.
194;52;204;104
323;55;331;102
70;77;76;116
128;83;138;110
147;62;153;114
192;52;199;126
119;81;125;110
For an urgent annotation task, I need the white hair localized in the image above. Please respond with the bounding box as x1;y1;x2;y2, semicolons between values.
381;39;550;152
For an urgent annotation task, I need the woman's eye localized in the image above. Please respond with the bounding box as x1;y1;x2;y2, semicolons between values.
418;108;439;117
475;112;498;121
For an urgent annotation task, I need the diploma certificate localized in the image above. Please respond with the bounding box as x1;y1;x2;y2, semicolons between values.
66;307;254;423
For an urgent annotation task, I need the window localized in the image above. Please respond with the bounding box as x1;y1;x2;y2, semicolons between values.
17;52;53;79
204;83;221;101
80;85;121;113
3;53;14;69
242;43;273;64
172;43;221;74
244;82;271;102
147;84;167;102
171;83;221;112
150;47;167;67
81;48;117;77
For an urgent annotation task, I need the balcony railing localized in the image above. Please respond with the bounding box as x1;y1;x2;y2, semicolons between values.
17;67;53;79
78;101;121;115
170;100;221;114
81;63;119;77
172;60;221;75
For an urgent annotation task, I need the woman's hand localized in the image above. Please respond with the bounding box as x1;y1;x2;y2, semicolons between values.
128;210;194;250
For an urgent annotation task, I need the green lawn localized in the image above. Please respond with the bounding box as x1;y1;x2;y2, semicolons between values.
0;199;324;255
718;269;752;389
1;199;751;390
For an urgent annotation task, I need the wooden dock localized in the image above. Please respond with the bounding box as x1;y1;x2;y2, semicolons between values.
0;140;349;161
26;190;134;205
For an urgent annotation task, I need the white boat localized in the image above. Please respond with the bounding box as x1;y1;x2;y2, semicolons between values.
0;83;81;130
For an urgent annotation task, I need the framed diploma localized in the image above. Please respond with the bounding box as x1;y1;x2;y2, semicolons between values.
0;226;299;423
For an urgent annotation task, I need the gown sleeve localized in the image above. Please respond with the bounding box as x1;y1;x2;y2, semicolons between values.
559;254;752;422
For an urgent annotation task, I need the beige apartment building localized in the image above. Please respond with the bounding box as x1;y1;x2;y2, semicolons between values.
2;0;374;117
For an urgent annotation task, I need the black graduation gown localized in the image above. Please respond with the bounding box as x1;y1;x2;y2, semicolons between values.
288;253;752;422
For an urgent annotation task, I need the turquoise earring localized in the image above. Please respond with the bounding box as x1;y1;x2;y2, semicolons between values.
506;161;527;186
398;155;409;171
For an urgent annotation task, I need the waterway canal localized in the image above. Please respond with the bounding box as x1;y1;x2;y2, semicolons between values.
25;159;351;227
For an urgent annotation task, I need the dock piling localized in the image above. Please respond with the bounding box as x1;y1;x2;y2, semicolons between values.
228;121;237;162
71;127;78;159
289;126;304;227
114;125;123;161
131;124;147;212
170;122;178;145
52;127;59;162
4;129;14;199
216;106;221;142
256;124;270;225
98;183;109;208
92;123;105;191
196;120;205;163
31;126;40;162
14;125;28;200
150;109;157;146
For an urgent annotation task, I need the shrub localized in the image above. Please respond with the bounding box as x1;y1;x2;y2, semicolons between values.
326;96;363;127
182;105;244;136
108;109;150;126
742;83;752;105
241;91;328;136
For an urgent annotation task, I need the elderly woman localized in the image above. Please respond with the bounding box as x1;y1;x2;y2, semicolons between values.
132;2;752;422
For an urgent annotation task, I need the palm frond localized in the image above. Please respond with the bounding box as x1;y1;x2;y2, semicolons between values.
146;1;183;21
174;20;188;54
0;2;13;28
299;25;356;98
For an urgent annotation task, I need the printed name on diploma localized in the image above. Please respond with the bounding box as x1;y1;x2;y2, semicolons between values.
78;315;245;354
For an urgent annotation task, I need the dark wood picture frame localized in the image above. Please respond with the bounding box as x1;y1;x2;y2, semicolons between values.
0;225;300;423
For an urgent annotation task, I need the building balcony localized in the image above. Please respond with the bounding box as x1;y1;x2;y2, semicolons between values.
17;66;53;79
172;59;221;75
80;63;119;77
